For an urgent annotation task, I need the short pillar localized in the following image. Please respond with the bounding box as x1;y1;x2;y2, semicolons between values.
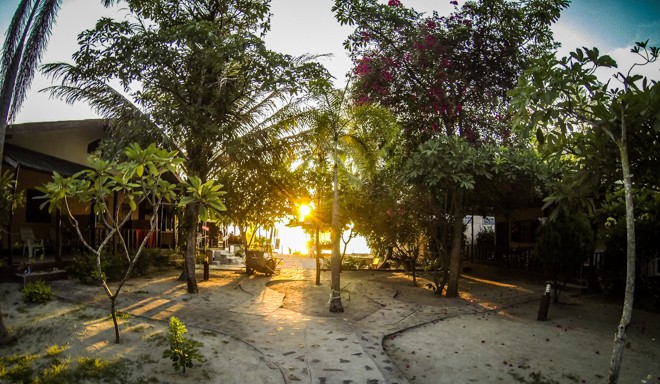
203;260;210;281
537;284;551;321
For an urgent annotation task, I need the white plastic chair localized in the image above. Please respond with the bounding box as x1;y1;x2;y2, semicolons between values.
20;227;45;260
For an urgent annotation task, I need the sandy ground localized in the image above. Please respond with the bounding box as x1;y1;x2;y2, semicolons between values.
384;294;660;384
1;258;659;384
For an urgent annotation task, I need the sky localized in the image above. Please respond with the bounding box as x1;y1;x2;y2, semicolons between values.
0;0;658;124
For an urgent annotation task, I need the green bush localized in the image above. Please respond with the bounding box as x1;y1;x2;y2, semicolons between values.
67;253;105;284
68;248;163;284
476;226;495;246
162;317;204;373
22;280;54;304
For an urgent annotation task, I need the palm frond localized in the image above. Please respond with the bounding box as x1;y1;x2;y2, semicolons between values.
1;0;33;78
9;0;61;121
41;61;179;153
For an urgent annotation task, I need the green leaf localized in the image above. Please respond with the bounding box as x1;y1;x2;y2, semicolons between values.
129;198;137;211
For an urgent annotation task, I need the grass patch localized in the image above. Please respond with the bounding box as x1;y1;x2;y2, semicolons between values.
136;353;158;365
33;357;71;384
147;332;168;347
0;353;39;383
129;324;152;333
0;346;131;384
45;344;69;357
69;306;99;321
71;357;126;382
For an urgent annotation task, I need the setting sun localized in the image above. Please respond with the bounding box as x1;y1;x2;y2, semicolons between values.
298;203;313;222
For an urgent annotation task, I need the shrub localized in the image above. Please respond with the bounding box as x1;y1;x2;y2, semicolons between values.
475;226;495;246
68;248;163;284
22;280;54;304
67;253;106;284
162;317;204;373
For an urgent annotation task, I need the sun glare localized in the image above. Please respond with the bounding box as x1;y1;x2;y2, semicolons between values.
298;203;312;222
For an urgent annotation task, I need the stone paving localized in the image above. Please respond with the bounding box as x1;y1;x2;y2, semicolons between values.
49;257;543;384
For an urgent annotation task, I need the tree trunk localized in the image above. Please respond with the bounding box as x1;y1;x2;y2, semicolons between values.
111;296;120;344
410;256;417;287
607;120;636;383
182;203;199;294
315;226;321;285
378;246;393;269
445;190;464;298
329;144;343;313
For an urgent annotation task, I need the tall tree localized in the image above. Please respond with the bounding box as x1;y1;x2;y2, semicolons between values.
333;0;566;297
299;84;389;312
42;0;327;293
0;0;65;346
509;42;660;383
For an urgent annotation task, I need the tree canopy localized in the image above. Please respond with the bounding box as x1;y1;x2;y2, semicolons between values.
43;0;329;293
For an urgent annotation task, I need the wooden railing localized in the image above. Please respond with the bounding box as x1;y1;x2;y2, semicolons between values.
92;228;160;250
463;244;541;272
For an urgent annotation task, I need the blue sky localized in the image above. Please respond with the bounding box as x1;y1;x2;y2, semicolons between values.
555;0;659;51
1;0;658;123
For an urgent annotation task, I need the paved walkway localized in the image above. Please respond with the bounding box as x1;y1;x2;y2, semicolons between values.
49;256;542;384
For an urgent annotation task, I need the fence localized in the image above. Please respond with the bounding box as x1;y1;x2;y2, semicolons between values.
92;228;160;250
463;244;542;272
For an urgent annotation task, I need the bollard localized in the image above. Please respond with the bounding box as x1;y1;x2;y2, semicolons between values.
203;260;210;281
537;284;551;321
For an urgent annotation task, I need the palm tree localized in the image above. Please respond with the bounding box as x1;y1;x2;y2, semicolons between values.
0;0;62;166
298;84;390;313
43;55;318;293
1;0;62;344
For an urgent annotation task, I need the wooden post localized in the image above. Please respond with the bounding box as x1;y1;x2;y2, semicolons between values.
537;284;551;321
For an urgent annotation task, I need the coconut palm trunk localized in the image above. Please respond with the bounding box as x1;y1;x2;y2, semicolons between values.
329;137;343;313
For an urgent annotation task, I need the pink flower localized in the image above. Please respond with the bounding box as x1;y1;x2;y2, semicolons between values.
388;0;402;6
426;20;436;29
382;70;394;82
354;57;372;76
450;0;458;5
356;94;370;105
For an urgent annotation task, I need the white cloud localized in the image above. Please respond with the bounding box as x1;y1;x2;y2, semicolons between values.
601;46;660;83
551;22;604;58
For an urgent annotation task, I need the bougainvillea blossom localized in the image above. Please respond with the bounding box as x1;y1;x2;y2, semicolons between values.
340;0;564;146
